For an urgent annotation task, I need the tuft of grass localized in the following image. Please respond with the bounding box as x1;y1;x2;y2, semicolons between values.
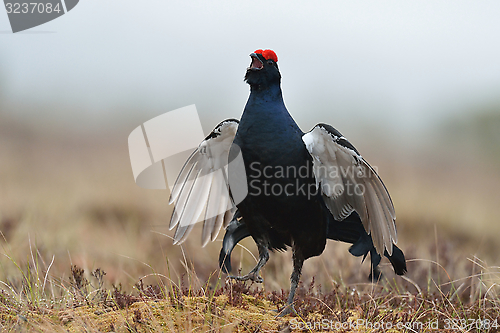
0;249;498;332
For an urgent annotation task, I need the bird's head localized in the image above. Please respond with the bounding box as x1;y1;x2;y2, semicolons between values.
245;49;281;89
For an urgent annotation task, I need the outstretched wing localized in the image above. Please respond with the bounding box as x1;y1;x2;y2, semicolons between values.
302;124;397;255
169;119;239;246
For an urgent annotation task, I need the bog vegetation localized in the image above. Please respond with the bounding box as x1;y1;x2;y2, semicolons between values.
0;110;499;332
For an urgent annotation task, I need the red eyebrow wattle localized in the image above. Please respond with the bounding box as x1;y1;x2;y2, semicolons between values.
254;49;278;63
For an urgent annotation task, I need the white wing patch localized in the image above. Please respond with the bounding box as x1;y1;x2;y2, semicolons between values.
302;125;397;255
169;120;238;246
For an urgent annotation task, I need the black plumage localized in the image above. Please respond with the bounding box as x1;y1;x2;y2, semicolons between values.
169;50;406;316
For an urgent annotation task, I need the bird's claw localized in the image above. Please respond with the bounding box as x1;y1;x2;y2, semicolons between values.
227;272;263;283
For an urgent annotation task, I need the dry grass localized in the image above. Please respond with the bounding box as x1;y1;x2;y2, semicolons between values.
0;112;499;331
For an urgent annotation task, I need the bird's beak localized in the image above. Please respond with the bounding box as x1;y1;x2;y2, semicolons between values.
249;53;264;70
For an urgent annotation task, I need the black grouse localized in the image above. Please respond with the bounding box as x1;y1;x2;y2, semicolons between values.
168;49;406;316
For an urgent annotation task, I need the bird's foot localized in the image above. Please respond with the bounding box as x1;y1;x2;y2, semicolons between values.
275;304;297;317
227;272;263;283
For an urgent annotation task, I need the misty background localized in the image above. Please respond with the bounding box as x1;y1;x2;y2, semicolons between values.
0;1;499;285
1;1;500;136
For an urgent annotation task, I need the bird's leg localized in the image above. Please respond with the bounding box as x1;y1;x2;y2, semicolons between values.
277;247;304;317
228;243;269;283
369;249;382;282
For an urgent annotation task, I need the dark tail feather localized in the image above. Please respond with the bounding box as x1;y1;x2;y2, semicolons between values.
368;245;406;280
218;210;250;273
327;211;407;280
368;250;382;281
385;244;407;275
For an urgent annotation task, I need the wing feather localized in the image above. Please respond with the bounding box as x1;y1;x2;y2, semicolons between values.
169;166;199;230
177;168;213;229
302;124;397;255
170;119;239;245
201;169;223;247
211;190;229;242
169;150;198;204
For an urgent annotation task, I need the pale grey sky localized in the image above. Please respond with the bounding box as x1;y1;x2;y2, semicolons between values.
1;0;500;135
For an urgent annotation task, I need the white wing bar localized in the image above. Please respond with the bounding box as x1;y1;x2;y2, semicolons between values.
302;125;397;255
169;120;239;246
